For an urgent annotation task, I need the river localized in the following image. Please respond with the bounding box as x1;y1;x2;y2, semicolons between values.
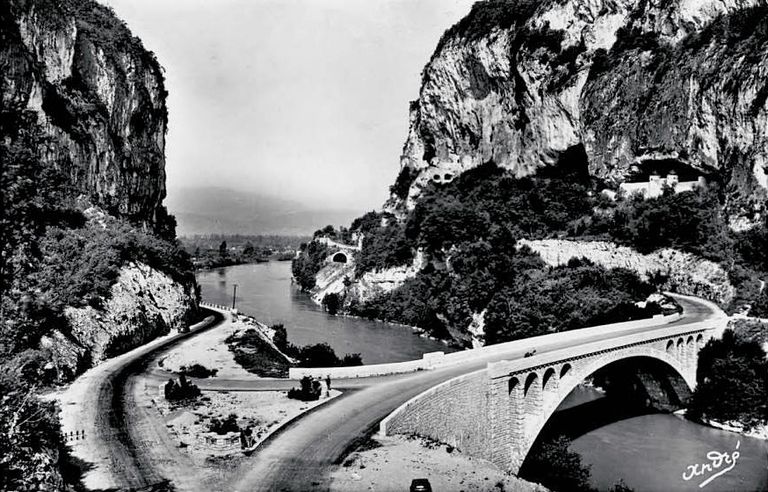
198;262;767;491
196;261;453;364
555;387;768;491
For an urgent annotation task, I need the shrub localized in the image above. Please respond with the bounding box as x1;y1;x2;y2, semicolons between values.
164;375;201;401
178;364;218;379
287;376;321;401
292;342;363;368
208;413;239;435
322;293;341;315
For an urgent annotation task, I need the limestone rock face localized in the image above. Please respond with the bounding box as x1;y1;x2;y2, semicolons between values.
390;0;768;221
519;239;735;305
1;0;169;227
41;262;197;378
2;0;198;376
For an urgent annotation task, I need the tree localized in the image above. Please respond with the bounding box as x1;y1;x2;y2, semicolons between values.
322;293;341;315
209;413;239;435
272;324;288;352
522;435;593;492
242;241;255;257
688;330;768;428
218;240;228;259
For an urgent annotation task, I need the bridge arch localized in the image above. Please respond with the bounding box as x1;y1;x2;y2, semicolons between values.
542;367;556;391
523;372;538;396
508;377;520;395
511;348;695;473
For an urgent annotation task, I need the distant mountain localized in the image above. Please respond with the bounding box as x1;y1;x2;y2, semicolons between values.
165;187;362;236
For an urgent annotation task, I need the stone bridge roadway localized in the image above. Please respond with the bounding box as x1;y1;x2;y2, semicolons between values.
228;294;727;490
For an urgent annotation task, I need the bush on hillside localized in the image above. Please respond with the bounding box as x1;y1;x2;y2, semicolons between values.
688;329;768;429
178;364;218;379
521;435;593;492
355;220;413;276
292;241;329;291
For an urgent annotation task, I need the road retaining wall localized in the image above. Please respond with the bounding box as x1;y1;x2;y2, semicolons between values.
378;369;490;456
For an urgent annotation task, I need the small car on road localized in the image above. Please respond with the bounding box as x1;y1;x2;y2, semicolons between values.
410;478;432;492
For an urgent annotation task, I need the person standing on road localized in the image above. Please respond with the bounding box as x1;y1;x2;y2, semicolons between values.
326;374;331;390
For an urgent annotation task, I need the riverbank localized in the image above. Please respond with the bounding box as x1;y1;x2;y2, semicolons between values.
160;311;289;379
675;409;768;440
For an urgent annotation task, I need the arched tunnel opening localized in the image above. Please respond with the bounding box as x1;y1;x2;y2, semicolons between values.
332;252;348;263
518;356;691;488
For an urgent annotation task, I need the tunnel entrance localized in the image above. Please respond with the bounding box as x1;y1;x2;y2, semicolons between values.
332;252;348;263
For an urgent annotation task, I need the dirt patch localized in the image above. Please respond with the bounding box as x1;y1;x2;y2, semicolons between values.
148;388;340;463
330;435;548;491
161;315;284;379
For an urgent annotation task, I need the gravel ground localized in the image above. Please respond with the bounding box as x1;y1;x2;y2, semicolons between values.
330;435;548;492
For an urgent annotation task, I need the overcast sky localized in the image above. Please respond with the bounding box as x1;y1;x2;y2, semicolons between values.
100;0;475;211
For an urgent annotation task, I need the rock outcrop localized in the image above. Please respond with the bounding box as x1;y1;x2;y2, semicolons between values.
40;262;196;378
519;239;735;305
390;0;768;223
1;0;170;227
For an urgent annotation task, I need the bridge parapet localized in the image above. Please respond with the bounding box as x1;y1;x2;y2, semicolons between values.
289;312;685;379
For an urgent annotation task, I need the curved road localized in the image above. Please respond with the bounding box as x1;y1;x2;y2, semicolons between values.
227;295;722;491
87;295;722;491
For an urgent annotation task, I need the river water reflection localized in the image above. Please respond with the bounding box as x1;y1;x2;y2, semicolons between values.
196;261;453;364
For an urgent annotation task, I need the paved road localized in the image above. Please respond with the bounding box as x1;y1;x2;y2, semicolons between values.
228;295;722;491
84;310;224;490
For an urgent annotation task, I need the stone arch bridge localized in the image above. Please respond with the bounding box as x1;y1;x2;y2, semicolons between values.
380;321;716;474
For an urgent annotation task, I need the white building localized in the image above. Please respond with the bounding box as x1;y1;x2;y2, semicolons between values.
618;173;706;199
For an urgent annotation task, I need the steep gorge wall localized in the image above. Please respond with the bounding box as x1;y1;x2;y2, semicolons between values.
1;0;197;376
1;0;170;227
390;0;768;222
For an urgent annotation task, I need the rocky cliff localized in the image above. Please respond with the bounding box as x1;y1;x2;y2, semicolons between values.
519;239;735;304
0;2;197;488
390;0;768;224
1;0;170;228
1;0;197;376
42;261;197;378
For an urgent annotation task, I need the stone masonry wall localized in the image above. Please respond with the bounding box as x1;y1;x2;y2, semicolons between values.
382;370;492;459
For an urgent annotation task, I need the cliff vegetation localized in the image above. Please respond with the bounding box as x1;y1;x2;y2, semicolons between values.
0;0;196;488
